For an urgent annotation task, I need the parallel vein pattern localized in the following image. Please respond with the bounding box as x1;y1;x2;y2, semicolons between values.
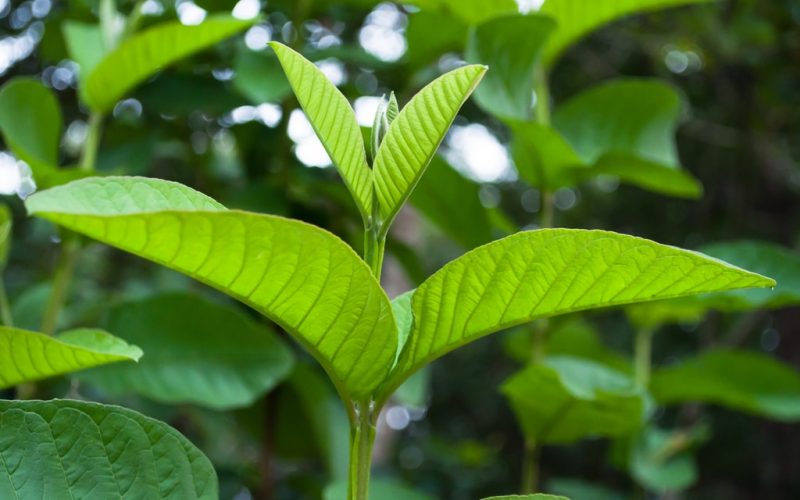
84;16;253;112
381;229;774;394
373;64;486;231
26;177;396;400
0;327;141;389
0;400;216;499
270;42;373;219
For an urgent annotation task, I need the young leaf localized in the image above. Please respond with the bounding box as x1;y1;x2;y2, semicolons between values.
83;16;254;112
651;349;800;421
25;177;397;401
465;14;556;121
551;79;701;198
77;293;294;410
373;64;487;233
502;356;647;444
0;399;217;499
0;326;141;388
379;229;774;397
539;0;713;67
269;42;373;220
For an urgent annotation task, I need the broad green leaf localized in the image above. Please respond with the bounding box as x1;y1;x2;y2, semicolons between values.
482;495;569;500
0;78;90;188
379;228;773;396
466;14;555;121
83;16;254;112
651;349;800;421
0;326;141;388
0;204;11;269
78;293;294;410
25;177;397;401
63;21;107;77
410;155;494;249
539;0;713;67
232;49;292;104
373;64;487;232
627;241;800;327
550;79;701;198
0;399;216;499
269;42;373;219
502;356;647;444
324;477;434;500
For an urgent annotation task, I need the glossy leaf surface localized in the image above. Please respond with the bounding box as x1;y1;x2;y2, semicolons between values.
83;16;253;112
381;228;773;395
0;399;216;499
373;64;486;232
26;177;396;401
270;42;373;219
78;293;294;410
0;326;141;388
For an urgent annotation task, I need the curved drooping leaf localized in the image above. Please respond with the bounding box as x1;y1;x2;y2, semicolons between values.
0;399;217;499
651;349;800;421
627;241;800;327
379;228;773;396
269;42;373;220
324;477;435;500
78;293;294;410
373;64;486;232
539;0;713;67
410;155;494;249
0;326;141;388
465;14;555;121
502;356;647;444
83;16;254;112
541;79;701;198
25;177;397;401
0;79;89;188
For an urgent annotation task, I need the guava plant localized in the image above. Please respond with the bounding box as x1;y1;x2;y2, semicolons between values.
12;39;775;500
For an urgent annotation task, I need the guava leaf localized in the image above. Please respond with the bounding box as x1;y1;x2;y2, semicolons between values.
465;14;555;121
269;42;373;220
651;349;800;421
25;177;397;401
373;64;486;233
77;293;294;410
0;399;216;499
379;228;773;396
502;356;647;444
83;16;253;112
539;0;713;67
0;326;141;388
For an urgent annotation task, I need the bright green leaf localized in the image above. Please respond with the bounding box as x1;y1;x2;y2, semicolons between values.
466;14;555;121
83;15;254;112
539;0;713;67
77;293;294;410
651;349;800;421
410;155;494;249
0;326;141;388
25;176;397;401
373;64;486;233
269;42;373;220
380;228;773;396
0;399;217;499
502;356;647;444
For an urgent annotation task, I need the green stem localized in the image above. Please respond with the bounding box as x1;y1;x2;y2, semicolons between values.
40;236;81;336
363;224;386;281
521;440;540;493
0;278;12;326
634;326;656;388
348;401;376;500
534;64;550;126
80;112;103;171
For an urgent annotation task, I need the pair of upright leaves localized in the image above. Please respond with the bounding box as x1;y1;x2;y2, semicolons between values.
25;176;775;407
270;42;487;232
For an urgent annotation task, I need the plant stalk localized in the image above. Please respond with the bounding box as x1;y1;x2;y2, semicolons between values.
634;326;656;388
521;440;540;493
79;112;103;171
348;401;376;500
